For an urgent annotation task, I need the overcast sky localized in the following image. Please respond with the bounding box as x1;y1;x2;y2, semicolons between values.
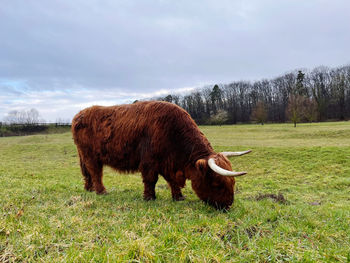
1;0;349;122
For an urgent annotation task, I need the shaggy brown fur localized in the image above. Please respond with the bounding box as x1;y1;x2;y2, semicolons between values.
72;101;238;209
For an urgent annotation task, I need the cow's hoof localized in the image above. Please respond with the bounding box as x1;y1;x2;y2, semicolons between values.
173;196;185;201
96;189;108;195
144;196;156;201
85;187;94;192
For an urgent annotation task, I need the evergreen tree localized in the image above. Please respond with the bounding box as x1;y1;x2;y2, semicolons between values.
210;85;222;114
295;70;307;96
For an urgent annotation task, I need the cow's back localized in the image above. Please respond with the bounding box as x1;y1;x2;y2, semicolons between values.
72;101;208;173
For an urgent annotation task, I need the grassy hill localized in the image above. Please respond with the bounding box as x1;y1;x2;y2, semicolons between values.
1;122;350;262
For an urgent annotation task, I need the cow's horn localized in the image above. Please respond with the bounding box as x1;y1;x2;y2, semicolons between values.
221;150;252;157
208;158;247;177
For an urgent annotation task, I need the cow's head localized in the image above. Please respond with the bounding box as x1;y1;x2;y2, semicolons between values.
187;150;251;210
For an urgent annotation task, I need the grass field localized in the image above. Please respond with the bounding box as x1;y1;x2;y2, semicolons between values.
1;122;350;262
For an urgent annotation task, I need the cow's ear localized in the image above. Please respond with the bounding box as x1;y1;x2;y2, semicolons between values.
195;159;208;172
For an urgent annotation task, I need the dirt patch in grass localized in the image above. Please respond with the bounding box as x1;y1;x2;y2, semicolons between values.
245;225;259;239
217;223;238;242
309;201;321;206
255;193;288;204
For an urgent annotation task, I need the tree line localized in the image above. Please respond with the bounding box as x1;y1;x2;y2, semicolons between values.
155;65;350;126
0;109;71;137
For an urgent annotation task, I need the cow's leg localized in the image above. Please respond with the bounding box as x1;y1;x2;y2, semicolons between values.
78;151;96;191
81;157;106;194
163;173;185;201
141;171;158;200
79;157;94;191
168;182;185;201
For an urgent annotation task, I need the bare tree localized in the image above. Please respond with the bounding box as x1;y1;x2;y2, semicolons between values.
303;98;318;123
208;110;228;125
251;101;268;125
3;108;42;124
286;95;311;127
307;66;331;121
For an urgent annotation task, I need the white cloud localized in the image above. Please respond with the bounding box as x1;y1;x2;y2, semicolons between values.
1;0;350;121
0;86;198;122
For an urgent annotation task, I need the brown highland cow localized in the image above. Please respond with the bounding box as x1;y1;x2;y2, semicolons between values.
72;101;251;210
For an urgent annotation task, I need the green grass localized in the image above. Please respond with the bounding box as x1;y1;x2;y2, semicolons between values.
1;122;350;262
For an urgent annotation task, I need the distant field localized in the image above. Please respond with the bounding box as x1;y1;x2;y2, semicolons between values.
1;122;350;262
